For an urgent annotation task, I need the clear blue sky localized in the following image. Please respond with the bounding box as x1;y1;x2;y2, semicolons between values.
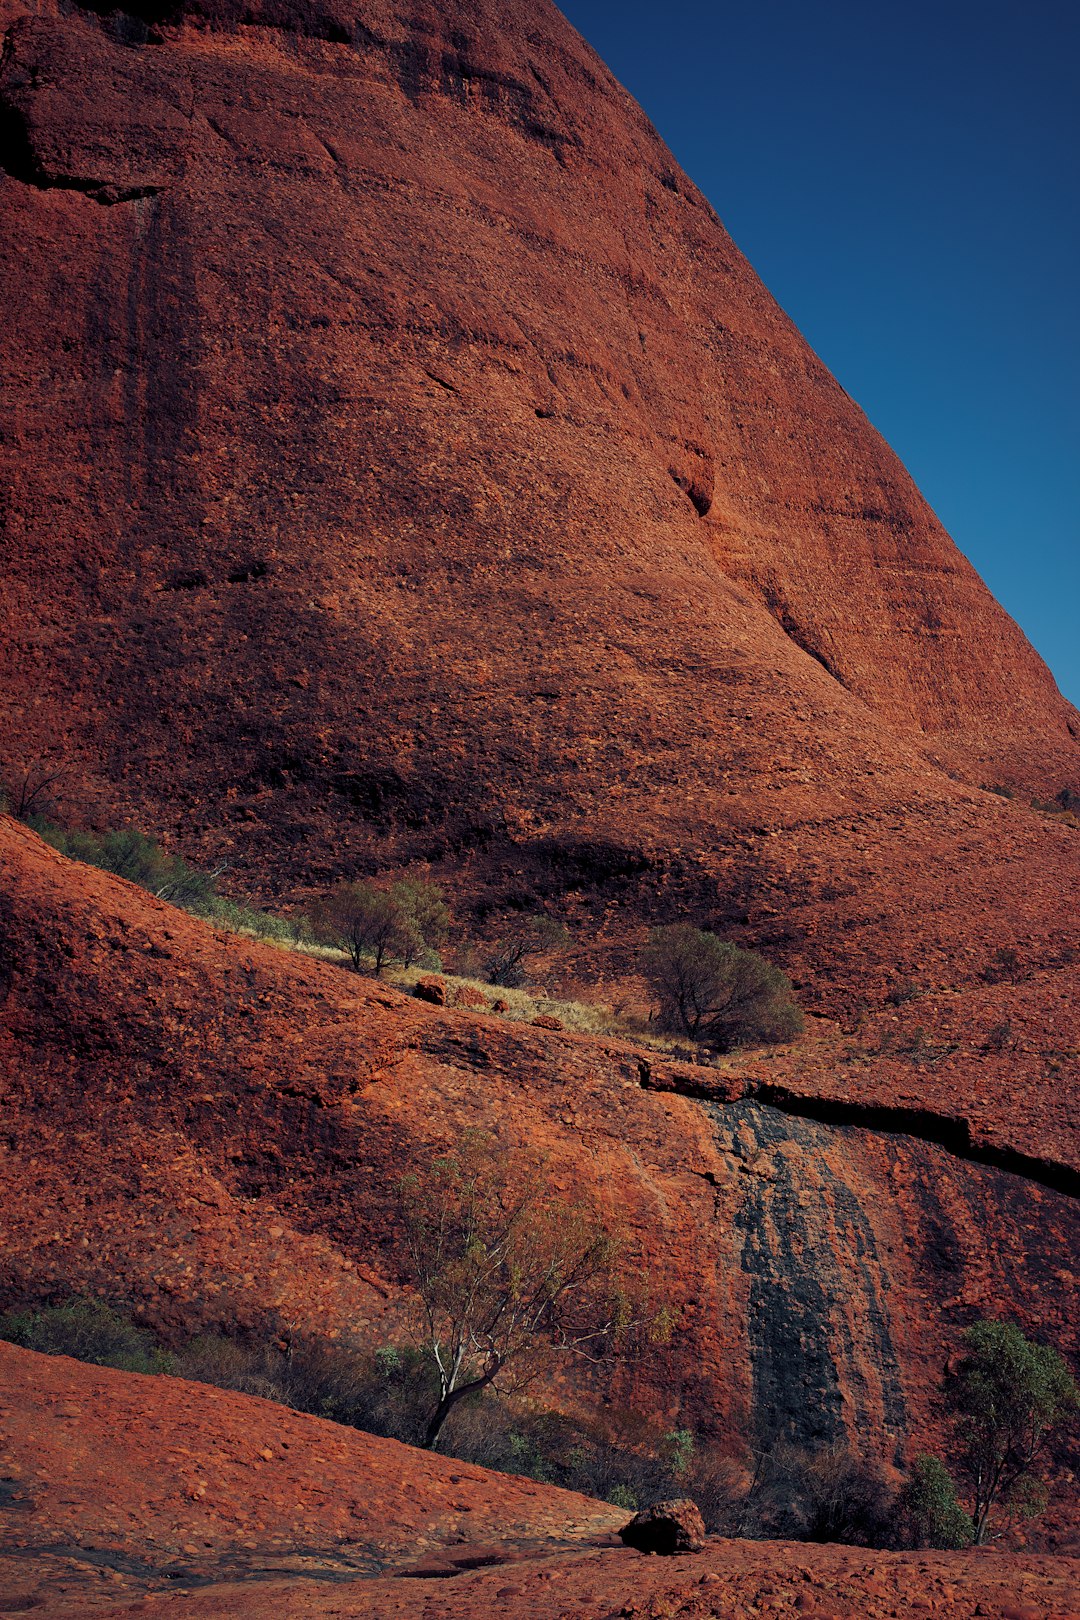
560;0;1079;706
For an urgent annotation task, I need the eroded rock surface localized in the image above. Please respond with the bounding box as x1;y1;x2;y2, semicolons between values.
1;1347;1078;1618
0;0;1076;1013
1;817;1077;1544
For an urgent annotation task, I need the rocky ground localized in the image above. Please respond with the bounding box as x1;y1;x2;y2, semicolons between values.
2;1344;1077;1620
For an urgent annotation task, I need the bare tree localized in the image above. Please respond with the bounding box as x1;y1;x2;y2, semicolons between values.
484;914;569;988
2;758;69;823
398;1131;647;1449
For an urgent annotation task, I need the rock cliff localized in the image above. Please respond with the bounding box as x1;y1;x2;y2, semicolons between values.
1;0;1077;1000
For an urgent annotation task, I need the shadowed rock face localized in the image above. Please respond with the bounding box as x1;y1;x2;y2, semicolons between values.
1;0;1077;1008
1;817;1077;1545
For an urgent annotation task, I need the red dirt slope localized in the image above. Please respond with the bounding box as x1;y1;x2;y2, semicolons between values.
1;1343;1077;1619
2;817;1078;1511
0;1340;622;1611
0;0;1077;996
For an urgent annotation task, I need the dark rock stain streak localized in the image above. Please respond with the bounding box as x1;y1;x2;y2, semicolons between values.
710;1101;907;1458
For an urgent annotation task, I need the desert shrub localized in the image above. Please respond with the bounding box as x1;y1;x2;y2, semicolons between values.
984;945;1022;984
173;1330;439;1443
793;1443;894;1544
391;879;450;968
433;1397;678;1510
171;1334;290;1402
0;1298;172;1375
885;977;920;1006
732;1441;893;1545
12;798;312;936
982;1020;1014;1053
641;924;802;1051
208;898;300;943
311;881;413;974
39;826;220;912
483;914;570;988
896;1454;973;1548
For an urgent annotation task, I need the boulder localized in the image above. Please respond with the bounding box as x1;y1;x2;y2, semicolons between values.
413;978;447;1006
530;1014;564;1031
619;1498;706;1555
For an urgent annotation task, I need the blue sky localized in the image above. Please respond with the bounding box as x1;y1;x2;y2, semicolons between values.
560;0;1079;706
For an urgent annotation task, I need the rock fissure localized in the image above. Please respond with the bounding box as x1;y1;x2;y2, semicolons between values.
641;1070;1080;1199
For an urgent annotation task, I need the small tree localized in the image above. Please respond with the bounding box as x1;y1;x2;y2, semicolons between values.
398;1131;644;1449
484;914;569;988
897;1454;973;1549
948;1319;1079;1544
641;924;802;1050
391;879;450;968
313;881;411;975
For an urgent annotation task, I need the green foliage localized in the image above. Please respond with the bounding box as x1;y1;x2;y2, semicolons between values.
483;914;570;988
0;1298;172;1375
641;924;803;1051
398;1130;637;1449
311;880;413;974
33;824;221;913
897;1454;973;1548
664;1427;695;1480
391;879;450;968
948;1318;1080;1543
206;897;311;944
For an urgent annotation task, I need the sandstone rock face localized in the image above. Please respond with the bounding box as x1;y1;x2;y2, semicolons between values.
1;818;1077;1547
0;0;1077;1008
619;1498;706;1555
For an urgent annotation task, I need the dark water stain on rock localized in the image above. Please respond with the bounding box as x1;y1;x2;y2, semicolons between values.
710;1100;907;1461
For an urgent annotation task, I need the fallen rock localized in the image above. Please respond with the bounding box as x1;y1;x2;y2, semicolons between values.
619;1498;706;1555
414;978;448;1006
531;1014;564;1031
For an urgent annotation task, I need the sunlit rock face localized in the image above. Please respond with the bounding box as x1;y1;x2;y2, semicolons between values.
1;2;1077;990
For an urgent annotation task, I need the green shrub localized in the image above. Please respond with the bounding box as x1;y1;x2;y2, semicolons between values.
641;924;802;1051
391;880;450;968
0;1298;172;1375
947;1318;1079;1543
35;825;220;913
897;1454;973;1548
